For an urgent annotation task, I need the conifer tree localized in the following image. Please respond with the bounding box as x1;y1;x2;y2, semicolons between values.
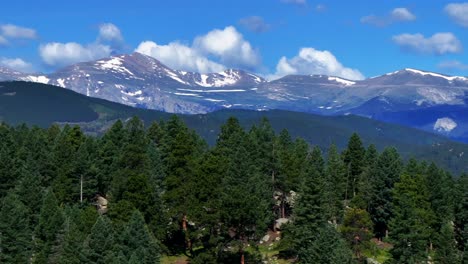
454;174;467;259
35;189;65;262
368;147;402;239
0;192;33;263
388;173;434;263
297;224;353;264
434;223;461;264
218;117;271;263
81;216;116;264
116;210;160;263
343;133;366;198
323;144;346;224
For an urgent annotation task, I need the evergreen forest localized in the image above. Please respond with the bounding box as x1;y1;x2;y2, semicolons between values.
0;116;466;264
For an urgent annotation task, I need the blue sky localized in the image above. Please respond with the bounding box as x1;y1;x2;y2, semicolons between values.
1;0;468;80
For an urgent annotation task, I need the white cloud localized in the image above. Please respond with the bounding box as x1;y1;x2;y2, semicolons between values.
135;41;225;73
98;23;123;46
271;47;365;80
135;26;260;73
434;117;457;132
39;42;112;67
391;8;416;21
281;0;307;5
0;35;7;45
445;3;468;27
438;60;468;70
0;57;34;72
194;26;260;68
361;7;416;27
0;24;37;39
239;16;271;33
392;32;462;55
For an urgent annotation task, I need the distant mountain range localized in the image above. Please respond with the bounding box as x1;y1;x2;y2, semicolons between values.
1;52;468;142
1;81;468;174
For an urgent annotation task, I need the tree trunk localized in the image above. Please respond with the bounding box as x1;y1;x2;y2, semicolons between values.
182;214;187;231
240;250;245;264
80;175;83;204
281;198;286;219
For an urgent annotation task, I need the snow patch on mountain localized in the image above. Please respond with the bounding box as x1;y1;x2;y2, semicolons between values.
96;57;134;76
121;90;142;96
386;68;468;82
434;117;457;132
25;75;50;84
328;76;356;86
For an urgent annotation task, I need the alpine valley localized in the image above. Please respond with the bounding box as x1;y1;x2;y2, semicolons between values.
1;52;468;142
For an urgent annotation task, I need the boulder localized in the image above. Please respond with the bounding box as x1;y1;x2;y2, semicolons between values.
95;195;108;214
274;218;290;230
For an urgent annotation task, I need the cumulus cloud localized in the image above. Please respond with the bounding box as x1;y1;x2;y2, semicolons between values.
392;32;462;55
239;16;271;33
0;24;37;39
38;23;126;67
194;26;260;68
445;3;468;27
98;23;124;49
0;57;34;72
135;26;260;73
39;42;111;67
438;60;468;71
361;7;416;27
135;41;225;73
281;0;307;6
271;47;364;80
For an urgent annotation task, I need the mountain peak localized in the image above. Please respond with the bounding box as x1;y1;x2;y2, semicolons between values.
387;68;468;82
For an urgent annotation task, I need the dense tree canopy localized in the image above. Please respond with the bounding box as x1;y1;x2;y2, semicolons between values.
0;117;463;263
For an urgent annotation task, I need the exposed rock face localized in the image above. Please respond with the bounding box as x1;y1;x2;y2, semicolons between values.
95;195;108;215
274;218;290;230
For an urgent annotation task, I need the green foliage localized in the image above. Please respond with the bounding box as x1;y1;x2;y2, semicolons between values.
368;147;402;239
340;208;373;260
388;173;434;263
434;223;462;264
297;224;353;264
81;216;115;263
0;192;33;263
323;144;346;223
0;113;463;264
116;210;160;263
343;133;366;199
35;189;65;262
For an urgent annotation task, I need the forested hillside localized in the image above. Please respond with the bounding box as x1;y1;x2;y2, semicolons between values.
0;116;466;263
2;81;468;174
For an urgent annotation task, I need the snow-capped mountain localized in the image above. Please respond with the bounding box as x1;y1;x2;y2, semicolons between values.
2;53;468;141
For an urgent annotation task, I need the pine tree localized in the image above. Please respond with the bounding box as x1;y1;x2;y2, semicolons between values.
288;153;325;256
368;147;402;239
340;208;373;260
322;144;346;224
434;223;461;264
454;174;467;259
96;120;124;195
343;133;366;198
297;224;353;264
0;192;33;263
218;117;271;263
48;216;82;264
116;210;160;263
388;173;434;263
35;189;65;262
81;216;116;264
